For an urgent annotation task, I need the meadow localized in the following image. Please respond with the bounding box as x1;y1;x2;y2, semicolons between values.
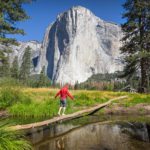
1;86;150;118
1;86;150;150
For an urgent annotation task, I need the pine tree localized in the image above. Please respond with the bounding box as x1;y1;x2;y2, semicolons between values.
121;0;150;93
0;0;35;75
38;66;51;87
20;46;33;82
11;56;19;79
0;0;35;45
0;49;12;77
1;56;10;77
38;66;46;87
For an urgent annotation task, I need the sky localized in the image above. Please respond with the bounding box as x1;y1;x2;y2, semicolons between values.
8;0;126;42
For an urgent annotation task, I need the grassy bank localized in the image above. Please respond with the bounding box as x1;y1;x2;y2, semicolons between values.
0;87;150;118
0;120;32;150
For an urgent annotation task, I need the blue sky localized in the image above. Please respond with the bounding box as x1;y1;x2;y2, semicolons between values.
8;0;125;42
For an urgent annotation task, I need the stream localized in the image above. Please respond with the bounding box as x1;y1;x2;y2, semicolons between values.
21;115;150;150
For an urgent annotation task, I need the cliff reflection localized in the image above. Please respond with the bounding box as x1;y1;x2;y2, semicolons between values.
31;122;150;150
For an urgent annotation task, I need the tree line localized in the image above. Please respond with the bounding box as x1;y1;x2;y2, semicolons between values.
73;72;148;92
0;45;52;87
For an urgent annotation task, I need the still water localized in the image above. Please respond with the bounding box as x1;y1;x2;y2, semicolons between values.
26;115;150;150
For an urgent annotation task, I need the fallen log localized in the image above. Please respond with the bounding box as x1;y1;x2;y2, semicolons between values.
10;95;128;130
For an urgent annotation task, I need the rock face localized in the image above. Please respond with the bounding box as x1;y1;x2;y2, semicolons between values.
0;40;41;68
0;6;124;85
36;6;123;84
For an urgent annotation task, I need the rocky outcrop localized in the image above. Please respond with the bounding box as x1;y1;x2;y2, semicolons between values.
36;6;123;84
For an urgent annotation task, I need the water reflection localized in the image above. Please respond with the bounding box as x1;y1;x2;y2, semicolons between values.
30;121;150;150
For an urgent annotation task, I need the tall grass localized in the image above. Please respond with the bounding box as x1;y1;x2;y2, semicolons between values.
0;87;22;109
8;89;126;118
0;122;32;150
1;85;150;118
0;78;24;109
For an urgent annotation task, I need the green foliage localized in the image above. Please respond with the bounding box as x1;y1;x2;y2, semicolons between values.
37;66;51;87
0;0;35;44
27;74;51;87
0;0;35;81
74;72;128;91
88;72;121;82
129;94;150;104
11;56;19;79
0;85;149;121
138;107;144;111
20;46;33;82
0;55;11;77
0;86;23;109
0;124;32;150
9;98;59;117
8;90;117;118
121;0;150;92
0;77;22;87
0;77;25;109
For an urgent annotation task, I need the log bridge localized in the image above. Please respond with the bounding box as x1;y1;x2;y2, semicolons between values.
11;95;128;130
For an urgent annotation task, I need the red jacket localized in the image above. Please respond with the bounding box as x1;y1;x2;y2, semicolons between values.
55;85;74;99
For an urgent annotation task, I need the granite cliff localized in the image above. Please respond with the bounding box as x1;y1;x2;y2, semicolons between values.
36;6;123;84
1;6;124;84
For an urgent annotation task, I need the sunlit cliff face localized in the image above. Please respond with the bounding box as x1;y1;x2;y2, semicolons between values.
36;6;123;85
1;6;124;85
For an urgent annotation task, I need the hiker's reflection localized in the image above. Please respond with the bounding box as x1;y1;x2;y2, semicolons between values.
56;136;65;149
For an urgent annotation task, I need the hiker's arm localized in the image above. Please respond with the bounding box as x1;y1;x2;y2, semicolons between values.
55;91;60;99
67;91;74;99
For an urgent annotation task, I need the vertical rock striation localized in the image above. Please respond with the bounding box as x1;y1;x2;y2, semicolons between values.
36;6;123;84
0;6;124;84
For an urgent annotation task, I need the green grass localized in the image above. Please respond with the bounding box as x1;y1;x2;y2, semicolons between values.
0;122;32;150
7;89;118;118
1;87;150;118
138;107;144;112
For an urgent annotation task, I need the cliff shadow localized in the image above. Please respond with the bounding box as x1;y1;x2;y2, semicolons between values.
46;14;70;81
46;22;57;80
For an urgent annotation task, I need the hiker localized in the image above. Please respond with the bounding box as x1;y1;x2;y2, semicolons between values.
55;85;74;116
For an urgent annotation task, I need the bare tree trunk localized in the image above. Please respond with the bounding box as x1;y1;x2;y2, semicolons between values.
141;58;147;93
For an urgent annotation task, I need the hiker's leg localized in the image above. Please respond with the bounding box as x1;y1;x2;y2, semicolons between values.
62;107;66;115
58;107;62;115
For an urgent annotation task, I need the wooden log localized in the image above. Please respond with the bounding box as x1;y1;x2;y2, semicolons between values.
10;95;128;130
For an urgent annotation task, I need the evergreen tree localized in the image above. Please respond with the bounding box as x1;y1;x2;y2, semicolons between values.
0;0;35;45
20;46;33;82
38;66;47;87
121;0;150;93
0;0;35;75
0;49;12;77
1;56;10;77
11;56;19;79
74;81;79;90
